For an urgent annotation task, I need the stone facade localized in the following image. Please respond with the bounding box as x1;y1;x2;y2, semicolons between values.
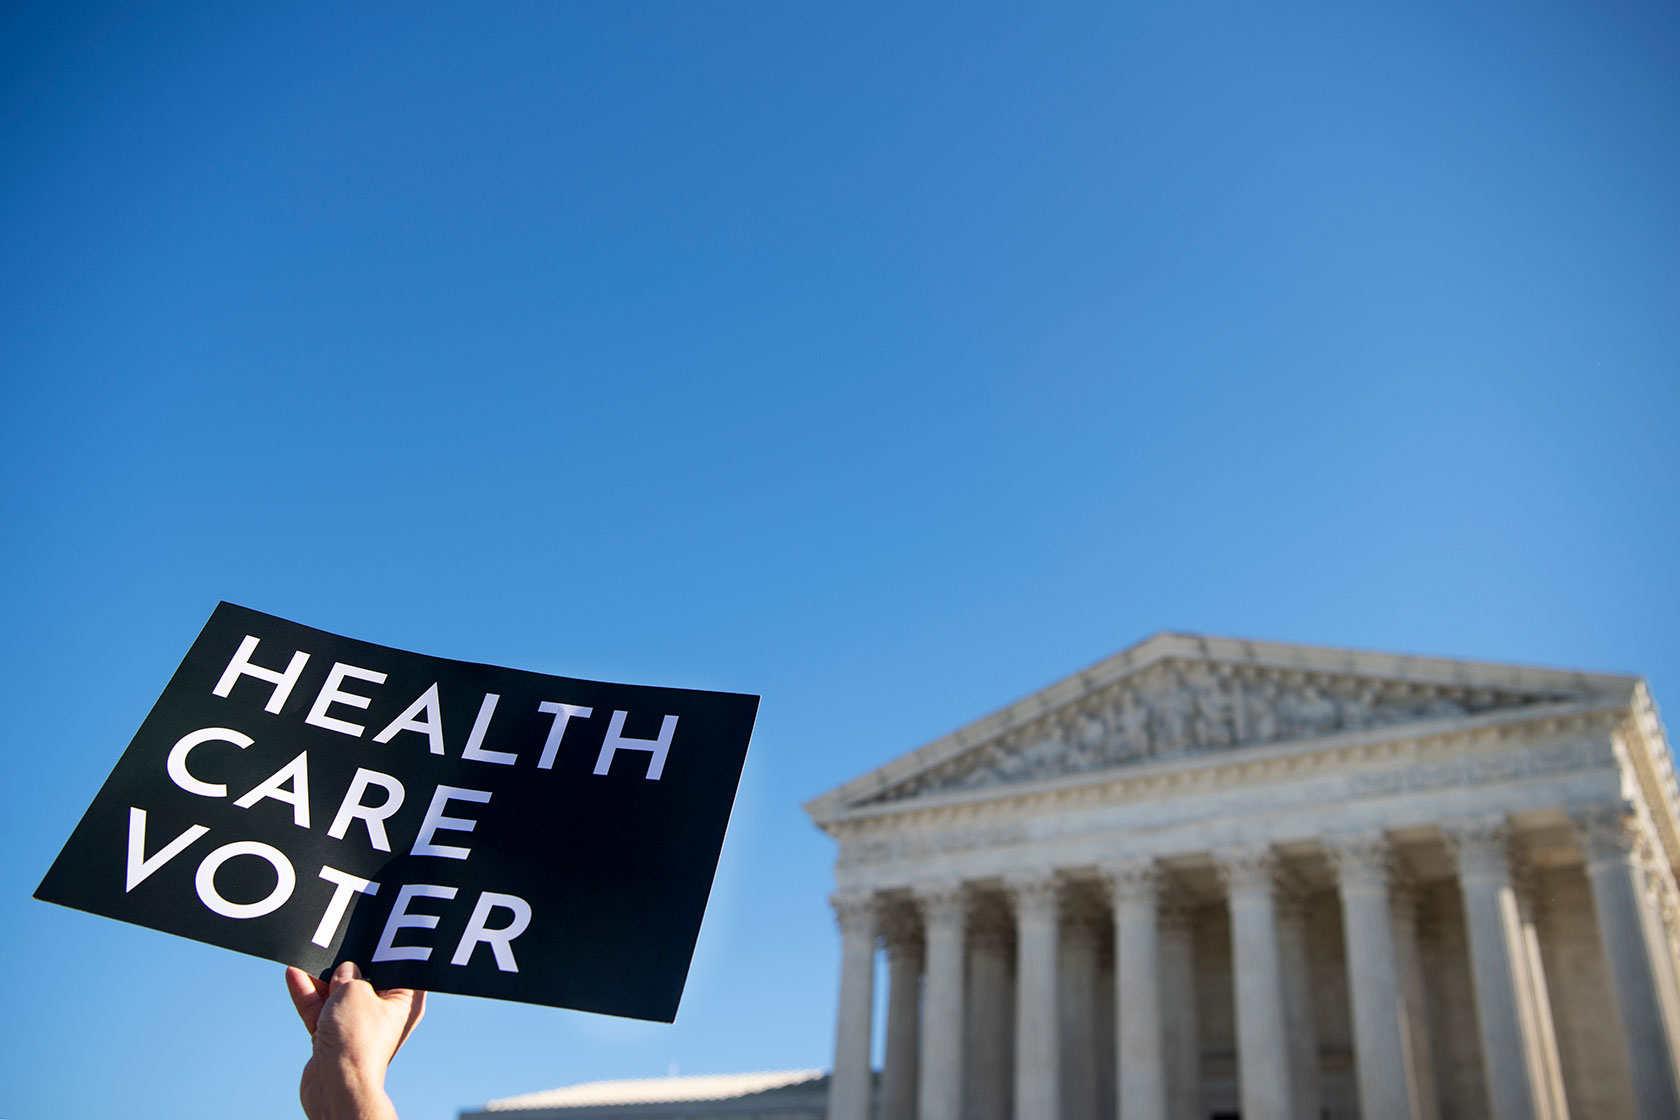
805;633;1680;1120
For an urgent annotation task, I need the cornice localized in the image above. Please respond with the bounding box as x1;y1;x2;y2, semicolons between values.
815;698;1624;834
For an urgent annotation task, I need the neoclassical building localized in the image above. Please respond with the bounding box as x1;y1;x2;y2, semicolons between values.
804;634;1680;1120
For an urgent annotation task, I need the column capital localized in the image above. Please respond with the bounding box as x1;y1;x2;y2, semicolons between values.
1389;876;1431;930
831;891;878;937
1324;830;1394;895
1215;843;1280;897
1160;898;1200;933
1101;857;1161;906
1005;871;1062;918
1661;888;1680;945
1570;802;1641;866
914;881;969;929
967;891;1015;951
968;916;1014;953
1275;884;1316;924
879;905;924;955
1508;854;1542;906
1443;816;1512;882
1061;901;1106;941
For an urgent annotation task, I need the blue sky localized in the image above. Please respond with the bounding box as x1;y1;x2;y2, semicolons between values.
2;3;1676;1118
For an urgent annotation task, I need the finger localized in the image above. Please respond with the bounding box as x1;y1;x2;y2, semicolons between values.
326;959;366;1000
393;990;427;1056
284;966;327;1035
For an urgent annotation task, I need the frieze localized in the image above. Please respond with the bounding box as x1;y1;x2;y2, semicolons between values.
834;737;1613;869
838;820;1029;869
865;660;1573;804
1344;738;1614;797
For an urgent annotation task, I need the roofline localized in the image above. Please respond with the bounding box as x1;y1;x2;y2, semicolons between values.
803;632;1640;820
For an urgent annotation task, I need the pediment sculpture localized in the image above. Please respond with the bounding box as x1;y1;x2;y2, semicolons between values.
864;659;1573;805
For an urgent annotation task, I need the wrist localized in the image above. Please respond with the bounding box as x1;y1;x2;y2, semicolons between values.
331;1052;389;1097
301;1053;397;1120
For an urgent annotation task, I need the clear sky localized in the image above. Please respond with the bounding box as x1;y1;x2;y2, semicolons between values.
2;2;1676;1118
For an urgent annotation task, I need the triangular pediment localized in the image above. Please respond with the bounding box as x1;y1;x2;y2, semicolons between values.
805;633;1638;820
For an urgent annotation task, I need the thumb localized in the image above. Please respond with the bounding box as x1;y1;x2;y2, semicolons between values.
322;960;367;1008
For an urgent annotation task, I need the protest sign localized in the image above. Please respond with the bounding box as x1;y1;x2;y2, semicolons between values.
35;602;759;1022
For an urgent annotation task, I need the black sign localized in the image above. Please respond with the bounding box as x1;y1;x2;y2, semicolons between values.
35;603;759;1022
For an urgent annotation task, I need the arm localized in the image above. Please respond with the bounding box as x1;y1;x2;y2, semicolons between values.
285;961;427;1120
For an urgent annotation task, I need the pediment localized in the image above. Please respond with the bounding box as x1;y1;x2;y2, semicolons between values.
806;633;1637;819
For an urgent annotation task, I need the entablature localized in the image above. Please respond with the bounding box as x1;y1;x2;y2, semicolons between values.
829;710;1627;890
820;700;1623;832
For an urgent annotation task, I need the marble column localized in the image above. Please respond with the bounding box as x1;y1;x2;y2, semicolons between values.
1218;845;1295;1120
919;883;968;1120
1275;890;1321;1120
967;903;1014;1120
1510;872;1568;1120
1060;900;1102;1120
1096;935;1116;1120
1327;832;1416;1120
1643;874;1680;1078
883;914;924;1120
1447;818;1545;1120
1109;858;1166;1120
1391;883;1441;1120
1011;873;1062;1120
1573;805;1680;1120
1159;903;1202;1120
830;892;878;1120
1650;878;1680;1068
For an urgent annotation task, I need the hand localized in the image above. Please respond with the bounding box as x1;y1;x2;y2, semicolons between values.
286;962;426;1120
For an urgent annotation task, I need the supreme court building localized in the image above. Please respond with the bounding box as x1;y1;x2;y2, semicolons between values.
805;634;1680;1120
